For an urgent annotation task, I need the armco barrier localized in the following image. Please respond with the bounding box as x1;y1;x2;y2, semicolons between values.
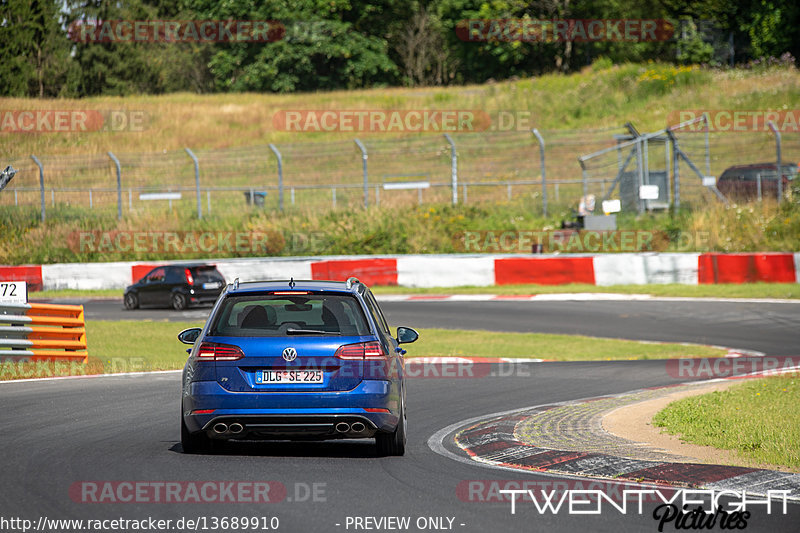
310;258;398;286
0;265;43;291
698;252;797;284
495;257;595;285
0;303;88;362
5;252;800;292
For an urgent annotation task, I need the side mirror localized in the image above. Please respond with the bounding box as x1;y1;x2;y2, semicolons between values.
178;327;202;345
396;326;419;345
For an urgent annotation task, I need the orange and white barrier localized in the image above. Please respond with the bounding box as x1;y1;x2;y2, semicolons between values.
0;303;88;362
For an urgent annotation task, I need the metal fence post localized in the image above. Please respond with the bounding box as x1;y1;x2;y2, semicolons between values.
354;139;368;208
30;155;45;222
767;121;782;201
635;138;645;214
757;173;762;201
184;148;202;219
107;151;122;219
532;128;547;216
578;159;588;204
703;112;711;178
671;135;680;209
443;133;457;205
269;144;283;211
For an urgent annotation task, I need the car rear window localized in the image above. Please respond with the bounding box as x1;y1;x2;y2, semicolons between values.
190;266;224;282
209;293;371;337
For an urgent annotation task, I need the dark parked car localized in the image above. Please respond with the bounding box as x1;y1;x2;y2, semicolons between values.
717;162;798;200
124;264;226;310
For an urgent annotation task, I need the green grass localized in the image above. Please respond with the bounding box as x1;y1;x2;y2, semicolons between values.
0;321;726;380
29;282;800;301
653;375;800;469
2;63;798;157
410;328;724;360
31;289;122;299
2;63;800;262
3;194;800;265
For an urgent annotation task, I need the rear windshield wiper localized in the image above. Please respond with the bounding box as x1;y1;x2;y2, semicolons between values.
286;328;341;335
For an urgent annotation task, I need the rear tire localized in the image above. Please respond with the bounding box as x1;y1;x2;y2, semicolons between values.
181;415;215;454
376;398;406;457
172;292;188;311
124;292;139;310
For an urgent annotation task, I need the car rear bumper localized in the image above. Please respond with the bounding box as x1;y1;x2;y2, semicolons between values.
183;379;399;438
187;289;222;306
200;414;381;440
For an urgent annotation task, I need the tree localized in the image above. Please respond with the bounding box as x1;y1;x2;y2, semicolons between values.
188;0;399;92
67;0;213;96
394;6;456;86
0;0;76;97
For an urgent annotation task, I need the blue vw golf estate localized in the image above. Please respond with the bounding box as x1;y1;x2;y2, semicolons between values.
179;277;418;456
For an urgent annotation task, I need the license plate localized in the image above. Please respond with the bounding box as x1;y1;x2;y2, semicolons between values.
202;281;221;289
256;370;324;384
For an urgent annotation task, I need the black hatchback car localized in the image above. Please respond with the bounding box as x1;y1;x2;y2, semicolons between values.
124;264;226;310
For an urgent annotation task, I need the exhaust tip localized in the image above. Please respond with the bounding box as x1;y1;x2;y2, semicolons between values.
229;423;244;434
212;423;228;434
335;422;350;433
351;422;366;433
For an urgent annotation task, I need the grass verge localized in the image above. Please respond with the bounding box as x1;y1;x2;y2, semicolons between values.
410;328;724;360
30;282;800;301
653;374;800;469
0;321;726;381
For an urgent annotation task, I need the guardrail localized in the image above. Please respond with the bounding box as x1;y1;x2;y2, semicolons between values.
0;303;88;362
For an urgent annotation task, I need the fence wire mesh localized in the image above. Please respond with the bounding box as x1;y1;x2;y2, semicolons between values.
2;126;796;219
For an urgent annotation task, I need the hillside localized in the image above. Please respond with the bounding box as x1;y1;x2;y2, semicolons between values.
2;62;799;156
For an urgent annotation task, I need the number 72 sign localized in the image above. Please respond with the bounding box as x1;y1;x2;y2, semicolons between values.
0;281;27;304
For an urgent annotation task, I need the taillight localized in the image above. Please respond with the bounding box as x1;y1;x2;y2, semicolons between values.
196;342;243;361
363;341;385;360
185;268;194;286
335;341;386;360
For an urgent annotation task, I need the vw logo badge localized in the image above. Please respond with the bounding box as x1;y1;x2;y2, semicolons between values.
282;347;297;362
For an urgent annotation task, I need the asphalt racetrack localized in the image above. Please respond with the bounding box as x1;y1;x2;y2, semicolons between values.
79;297;800;355
2;298;799;532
